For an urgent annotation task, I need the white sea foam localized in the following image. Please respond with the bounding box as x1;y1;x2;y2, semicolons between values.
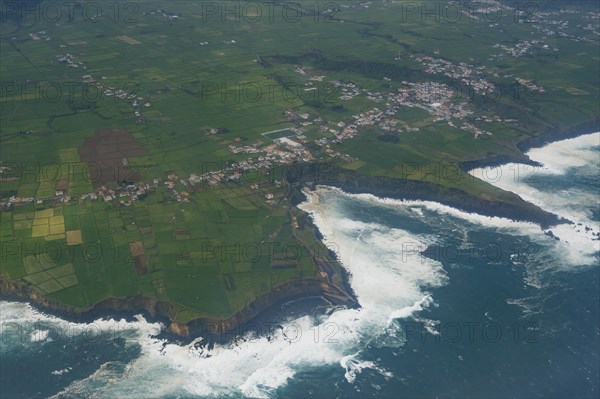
3;184;449;398
341;355;393;384
30;329;50;342
470;132;600;266
388;295;435;322
525;133;600;175
4;133;597;398
51;367;72;376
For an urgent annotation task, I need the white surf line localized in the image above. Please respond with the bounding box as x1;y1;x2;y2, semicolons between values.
313;183;596;267
468;132;600;266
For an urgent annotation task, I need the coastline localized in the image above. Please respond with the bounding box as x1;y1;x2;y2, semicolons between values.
460;118;600;171
516;118;600;154
1;121;598;339
0;272;355;342
293;120;600;230
287;162;564;229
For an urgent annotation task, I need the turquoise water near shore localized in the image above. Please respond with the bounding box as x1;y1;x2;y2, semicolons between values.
1;133;598;398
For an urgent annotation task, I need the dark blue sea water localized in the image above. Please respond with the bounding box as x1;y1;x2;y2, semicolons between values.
1;133;599;398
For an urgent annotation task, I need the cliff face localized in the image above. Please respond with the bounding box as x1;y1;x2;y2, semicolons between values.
283;162;563;229
0;273;354;340
516;118;600;153
4;165;557;338
460;119;600;171
0;158;577;338
0;274;171;321
336;174;562;228
284;118;600;231
4;122;597;339
185;277;353;339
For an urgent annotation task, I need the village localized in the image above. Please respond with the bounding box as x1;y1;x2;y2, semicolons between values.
55;51;148;124
1;57;538;211
11;5;595;213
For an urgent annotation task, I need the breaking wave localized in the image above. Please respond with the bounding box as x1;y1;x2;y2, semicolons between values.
2;189;449;398
470;132;600;266
2;132;597;398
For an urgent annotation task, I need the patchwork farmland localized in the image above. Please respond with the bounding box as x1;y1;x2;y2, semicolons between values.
1;0;598;327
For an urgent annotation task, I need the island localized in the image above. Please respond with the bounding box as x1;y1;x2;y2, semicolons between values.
1;0;598;337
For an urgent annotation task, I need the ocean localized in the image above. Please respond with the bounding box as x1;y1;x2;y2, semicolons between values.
1;133;599;398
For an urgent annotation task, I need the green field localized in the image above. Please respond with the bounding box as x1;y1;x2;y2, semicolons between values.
1;0;598;324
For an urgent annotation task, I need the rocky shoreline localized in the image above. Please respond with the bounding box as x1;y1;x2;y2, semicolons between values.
460;118;600;171
2;121;598;339
516;118;600;154
286;162;564;229
0;183;358;342
287;120;600;230
0;271;356;342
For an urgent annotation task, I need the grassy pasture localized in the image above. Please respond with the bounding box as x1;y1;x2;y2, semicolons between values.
1;0;598;320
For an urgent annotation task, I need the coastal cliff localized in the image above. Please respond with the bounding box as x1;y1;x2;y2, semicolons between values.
282;118;600;231
182;276;356;339
284;162;564;229
0;272;355;340
2;124;598;339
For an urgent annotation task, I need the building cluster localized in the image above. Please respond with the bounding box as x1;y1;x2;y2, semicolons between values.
394;82;469;117
79;181;154;206
229;135;314;165
56;54;84;68
261;141;315;164
532;9;599;42
29;31;50;41
228;143;263;154
411;55;496;95
1;192;34;209
55;50;148;124
490;40;559;60
515;78;545;94
333;81;361;101
162;174;191;203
